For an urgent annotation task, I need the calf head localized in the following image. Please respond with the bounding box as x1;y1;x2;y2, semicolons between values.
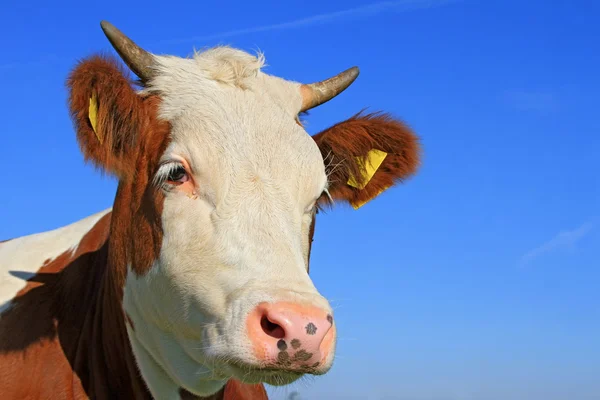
67;21;420;397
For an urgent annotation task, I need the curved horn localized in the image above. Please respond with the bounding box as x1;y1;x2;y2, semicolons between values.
300;66;360;112
100;20;156;81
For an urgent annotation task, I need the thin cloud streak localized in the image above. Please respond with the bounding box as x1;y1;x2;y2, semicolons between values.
158;0;460;45
519;221;595;267
0;0;459;70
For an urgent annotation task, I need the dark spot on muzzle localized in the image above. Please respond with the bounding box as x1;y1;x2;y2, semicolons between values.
305;322;317;335
277;339;287;351
277;351;291;365
291;339;301;349
293;349;313;362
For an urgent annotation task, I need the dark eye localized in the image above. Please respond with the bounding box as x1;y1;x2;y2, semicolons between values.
167;165;189;184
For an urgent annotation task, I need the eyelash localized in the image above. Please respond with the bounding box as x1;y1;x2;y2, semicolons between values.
154;162;190;188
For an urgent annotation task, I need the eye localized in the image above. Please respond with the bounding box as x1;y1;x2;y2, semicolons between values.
304;188;331;215
167;165;189;184
314;188;333;210
154;160;196;192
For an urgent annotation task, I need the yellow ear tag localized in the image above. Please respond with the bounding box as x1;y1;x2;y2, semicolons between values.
347;149;388;190
88;94;102;143
346;149;389;210
350;185;389;210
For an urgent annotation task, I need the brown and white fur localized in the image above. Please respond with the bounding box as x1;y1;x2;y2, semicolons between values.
0;28;421;400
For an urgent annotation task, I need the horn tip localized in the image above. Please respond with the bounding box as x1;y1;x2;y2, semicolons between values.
100;20;115;33
100;20;123;42
348;66;360;80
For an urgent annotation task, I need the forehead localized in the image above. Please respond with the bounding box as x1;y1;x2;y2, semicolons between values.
147;47;327;189
148;47;302;120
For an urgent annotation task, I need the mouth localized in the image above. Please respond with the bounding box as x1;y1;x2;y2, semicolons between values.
224;359;323;386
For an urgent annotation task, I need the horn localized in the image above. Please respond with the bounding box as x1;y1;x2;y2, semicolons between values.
299;66;360;112
100;21;156;81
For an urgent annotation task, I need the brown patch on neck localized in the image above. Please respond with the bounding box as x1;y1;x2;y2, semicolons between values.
0;79;171;399
107;94;171;289
0;212;152;398
0;206;167;398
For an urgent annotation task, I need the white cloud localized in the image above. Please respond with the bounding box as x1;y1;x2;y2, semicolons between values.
519;221;595;267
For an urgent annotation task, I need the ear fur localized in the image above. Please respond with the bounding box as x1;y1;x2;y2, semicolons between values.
67;54;148;179
313;111;421;208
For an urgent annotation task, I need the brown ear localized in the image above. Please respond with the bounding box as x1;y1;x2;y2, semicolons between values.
67;54;147;179
312;111;421;209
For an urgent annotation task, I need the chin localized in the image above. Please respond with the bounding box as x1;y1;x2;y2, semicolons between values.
224;360;323;386
237;369;302;386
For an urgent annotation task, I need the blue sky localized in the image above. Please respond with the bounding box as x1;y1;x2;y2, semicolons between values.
1;0;599;399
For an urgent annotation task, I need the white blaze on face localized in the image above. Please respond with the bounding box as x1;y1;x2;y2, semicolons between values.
123;47;333;396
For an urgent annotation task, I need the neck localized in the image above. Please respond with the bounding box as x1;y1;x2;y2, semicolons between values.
0;211;150;399
90;239;154;398
100;204;268;399
15;210;268;399
0;206;267;399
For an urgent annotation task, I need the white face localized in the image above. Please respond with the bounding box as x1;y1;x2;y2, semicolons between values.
122;48;335;396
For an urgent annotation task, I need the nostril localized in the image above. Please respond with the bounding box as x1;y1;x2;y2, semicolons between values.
260;314;285;339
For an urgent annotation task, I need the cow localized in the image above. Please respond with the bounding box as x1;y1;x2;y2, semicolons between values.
0;21;421;399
